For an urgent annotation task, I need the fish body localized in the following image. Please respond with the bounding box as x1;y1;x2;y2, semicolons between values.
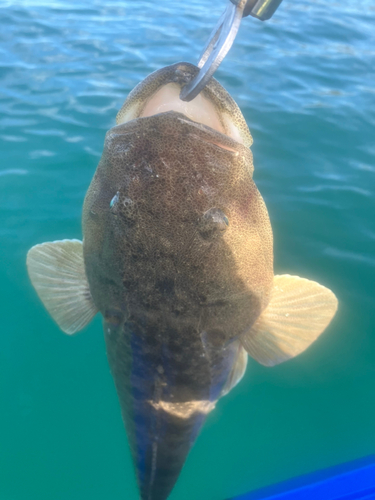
27;63;338;500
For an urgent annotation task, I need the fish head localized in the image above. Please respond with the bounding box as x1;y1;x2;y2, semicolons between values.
83;63;273;339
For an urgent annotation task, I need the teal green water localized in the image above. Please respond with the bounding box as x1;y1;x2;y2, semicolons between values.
1;0;374;499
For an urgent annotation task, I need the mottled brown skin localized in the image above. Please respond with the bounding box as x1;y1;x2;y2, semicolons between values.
82;64;273;500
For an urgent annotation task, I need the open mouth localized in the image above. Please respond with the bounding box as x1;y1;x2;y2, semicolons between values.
115;62;252;147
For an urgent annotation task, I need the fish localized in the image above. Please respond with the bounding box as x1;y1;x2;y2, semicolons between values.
26;62;338;500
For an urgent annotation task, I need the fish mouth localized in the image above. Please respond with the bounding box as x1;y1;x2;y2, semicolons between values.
116;62;253;148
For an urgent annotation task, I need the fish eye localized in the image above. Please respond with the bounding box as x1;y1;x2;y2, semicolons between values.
109;191;137;226
110;191;120;209
198;208;229;240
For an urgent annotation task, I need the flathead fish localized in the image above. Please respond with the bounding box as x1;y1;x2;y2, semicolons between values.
27;62;338;500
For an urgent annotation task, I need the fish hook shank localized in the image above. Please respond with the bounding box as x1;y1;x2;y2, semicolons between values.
179;0;246;102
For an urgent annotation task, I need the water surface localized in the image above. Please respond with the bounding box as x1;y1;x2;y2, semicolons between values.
1;1;374;499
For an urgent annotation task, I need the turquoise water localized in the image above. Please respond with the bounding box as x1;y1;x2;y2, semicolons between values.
1;0;375;499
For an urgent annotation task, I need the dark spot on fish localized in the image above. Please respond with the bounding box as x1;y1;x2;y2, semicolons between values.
205;298;228;308
156;278;175;296
201;329;227;348
104;308;124;326
101;277;118;288
123;279;135;291
199;294;207;304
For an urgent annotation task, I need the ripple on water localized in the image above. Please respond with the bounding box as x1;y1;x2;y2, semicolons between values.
0;169;28;177
0;134;28;142
324;247;375;269
297;184;371;198
29;150;56;159
0;1;375;500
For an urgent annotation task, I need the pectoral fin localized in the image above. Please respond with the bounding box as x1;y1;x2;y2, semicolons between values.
27;239;98;334
240;275;338;367
221;346;248;397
